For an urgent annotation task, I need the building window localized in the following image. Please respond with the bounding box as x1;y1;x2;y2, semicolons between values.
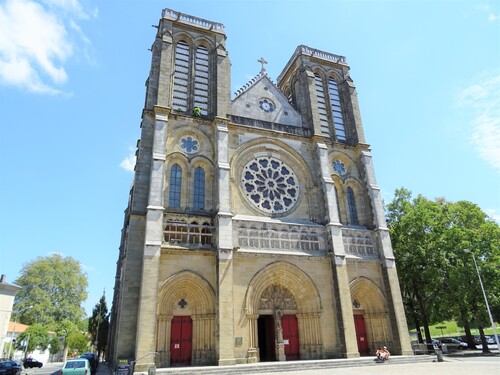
169;164;182;208
172;41;210;116
314;74;330;136
173;41;190;112
193;167;205;210
194;46;209;116
334;186;342;223
347;187;359;225
328;78;346;142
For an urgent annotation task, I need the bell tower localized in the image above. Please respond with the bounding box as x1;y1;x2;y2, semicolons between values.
108;9;230;368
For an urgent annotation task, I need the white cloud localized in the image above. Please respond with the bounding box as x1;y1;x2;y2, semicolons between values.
485;208;500;223
456;72;500;172
120;147;136;172
471;3;499;22
0;0;95;94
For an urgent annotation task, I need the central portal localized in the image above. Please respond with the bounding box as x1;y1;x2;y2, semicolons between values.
257;315;276;361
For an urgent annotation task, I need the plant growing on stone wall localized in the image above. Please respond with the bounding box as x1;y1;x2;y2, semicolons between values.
193;107;202;117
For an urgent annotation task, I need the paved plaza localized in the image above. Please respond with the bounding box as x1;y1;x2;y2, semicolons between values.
96;349;499;375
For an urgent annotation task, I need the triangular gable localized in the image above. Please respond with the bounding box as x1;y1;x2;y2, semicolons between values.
231;73;302;127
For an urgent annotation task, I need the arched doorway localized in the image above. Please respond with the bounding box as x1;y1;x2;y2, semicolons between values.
350;277;391;356
156;271;216;367
245;262;323;362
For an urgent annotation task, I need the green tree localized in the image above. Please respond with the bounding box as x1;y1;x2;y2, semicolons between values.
439;201;500;351
66;331;90;356
387;189;500;350
13;254;88;326
386;188;449;344
15;324;50;355
49;335;62;355
88;292;109;359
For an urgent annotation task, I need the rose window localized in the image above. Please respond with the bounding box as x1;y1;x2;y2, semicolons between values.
179;136;199;153
241;157;299;214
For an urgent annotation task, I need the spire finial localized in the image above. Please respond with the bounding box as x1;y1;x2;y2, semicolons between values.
258;57;268;74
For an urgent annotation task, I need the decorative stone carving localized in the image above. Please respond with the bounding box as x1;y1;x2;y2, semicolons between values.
259;285;297;310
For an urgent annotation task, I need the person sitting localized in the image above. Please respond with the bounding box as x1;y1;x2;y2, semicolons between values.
376;346;390;361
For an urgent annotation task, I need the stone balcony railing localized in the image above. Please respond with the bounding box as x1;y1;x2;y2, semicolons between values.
341;227;377;257
162;8;225;32
233;219;327;256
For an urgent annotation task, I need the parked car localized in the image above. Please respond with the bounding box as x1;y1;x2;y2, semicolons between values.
8;362;21;373
440;337;468;350
0;361;21;375
23;358;43;368
61;359;91;375
485;335;495;344
79;353;97;375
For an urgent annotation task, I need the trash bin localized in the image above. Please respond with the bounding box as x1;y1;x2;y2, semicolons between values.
435;348;444;362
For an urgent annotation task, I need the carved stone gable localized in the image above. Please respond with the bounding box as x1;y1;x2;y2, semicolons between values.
259;284;297;310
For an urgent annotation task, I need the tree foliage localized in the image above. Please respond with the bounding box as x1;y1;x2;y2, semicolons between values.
88;292;110;358
66;332;90;355
13;254;88;327
386;188;500;348
14;324;50;354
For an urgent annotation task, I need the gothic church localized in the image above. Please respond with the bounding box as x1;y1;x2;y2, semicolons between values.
108;8;413;370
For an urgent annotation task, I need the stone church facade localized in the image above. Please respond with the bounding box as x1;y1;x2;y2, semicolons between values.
108;8;413;370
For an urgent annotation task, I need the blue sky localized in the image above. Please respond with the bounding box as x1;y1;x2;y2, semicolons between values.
0;0;499;316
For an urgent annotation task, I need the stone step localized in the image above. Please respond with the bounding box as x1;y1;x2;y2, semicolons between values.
149;355;435;375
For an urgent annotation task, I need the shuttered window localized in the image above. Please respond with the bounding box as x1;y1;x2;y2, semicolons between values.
173;41;190;112
328;78;346;142
314;74;330;136
194;46;209;116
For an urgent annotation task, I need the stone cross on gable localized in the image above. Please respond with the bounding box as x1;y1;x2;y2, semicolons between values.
258;57;268;73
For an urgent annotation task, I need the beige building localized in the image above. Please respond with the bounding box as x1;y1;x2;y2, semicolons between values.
0;275;21;359
108;8;412;370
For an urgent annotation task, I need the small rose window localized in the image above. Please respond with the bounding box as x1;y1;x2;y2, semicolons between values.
259;98;275;113
179;136;199;153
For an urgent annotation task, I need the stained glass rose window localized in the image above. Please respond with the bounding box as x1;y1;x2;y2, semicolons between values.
179;136;199;153
241;156;299;214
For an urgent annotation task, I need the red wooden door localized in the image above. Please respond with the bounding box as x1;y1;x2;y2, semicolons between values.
354;314;368;355
282;315;300;361
170;316;192;365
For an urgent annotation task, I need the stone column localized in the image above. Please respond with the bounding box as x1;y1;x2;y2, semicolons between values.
315;142;359;358
134;111;168;370
274;310;286;361
215;121;236;365
246;314;259;363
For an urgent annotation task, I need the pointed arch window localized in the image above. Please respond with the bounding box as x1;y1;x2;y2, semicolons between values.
314;74;330;136
346;187;359;225
173;41;190;112
194;46;209;116
193;167;205;210
169;164;182;208
172;41;211;116
328;78;346;142
334;185;342;223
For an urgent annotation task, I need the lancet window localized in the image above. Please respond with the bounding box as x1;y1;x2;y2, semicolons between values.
172;41;211;116
169;164;182;208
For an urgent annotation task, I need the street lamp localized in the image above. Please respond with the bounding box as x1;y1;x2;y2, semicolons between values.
465;250;500;352
8;305;33;359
